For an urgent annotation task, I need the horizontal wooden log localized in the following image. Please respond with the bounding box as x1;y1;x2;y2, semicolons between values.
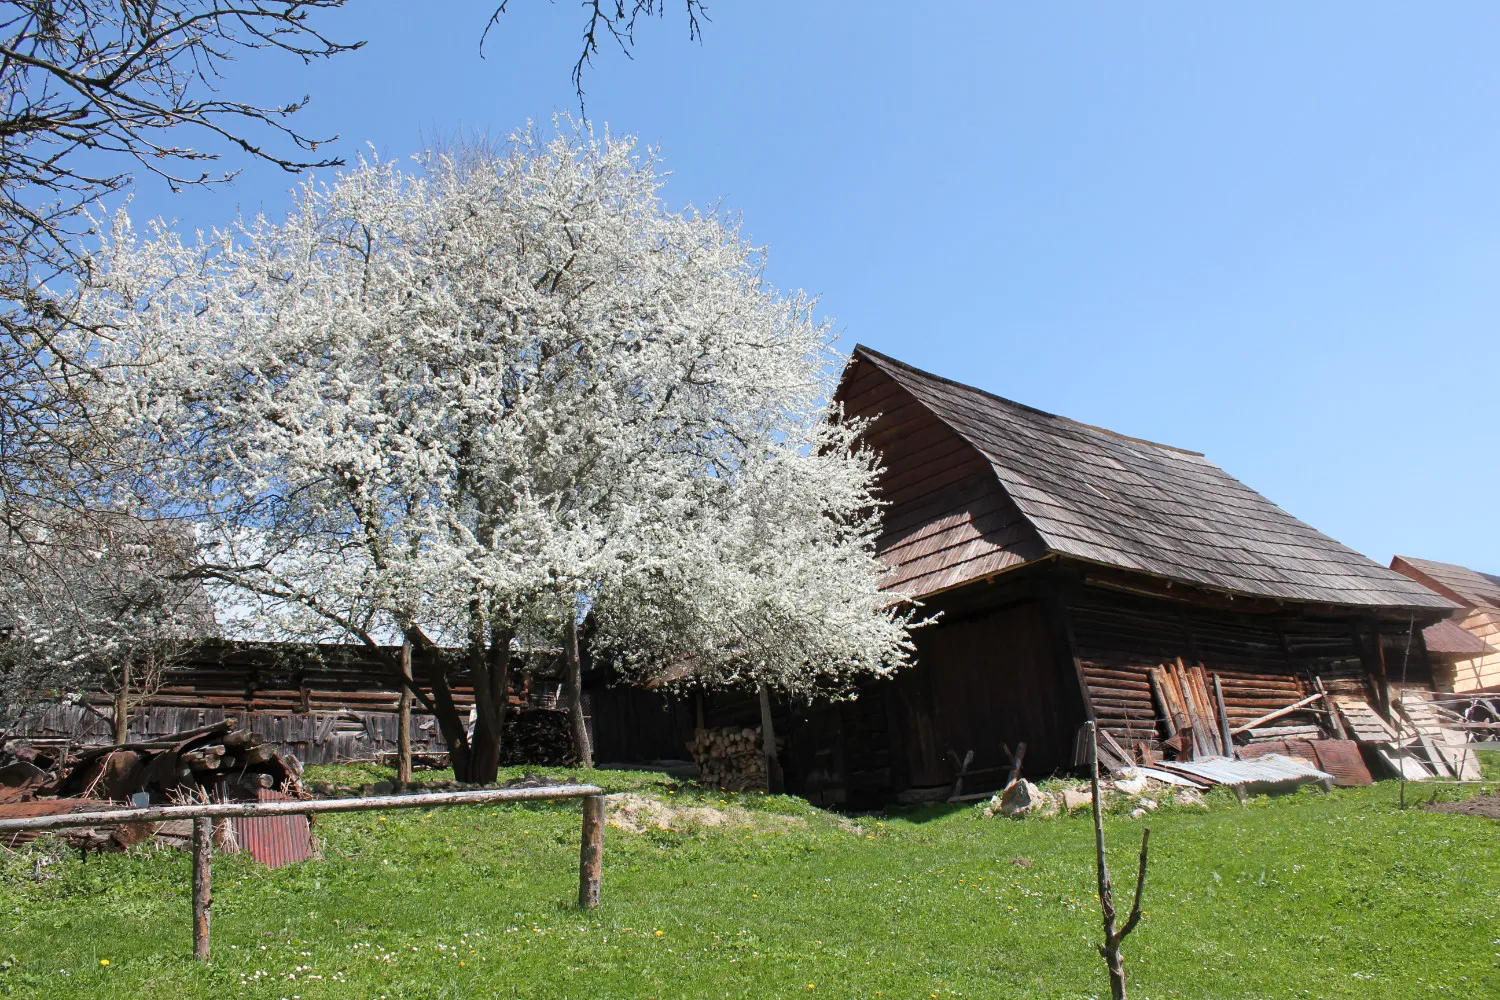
1080;668;1153;685
0;784;606;834
1087;685;1155;701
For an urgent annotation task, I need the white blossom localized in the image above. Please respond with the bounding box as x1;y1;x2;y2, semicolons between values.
78;120;915;755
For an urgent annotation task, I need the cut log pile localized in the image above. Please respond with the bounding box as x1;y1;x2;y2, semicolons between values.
499;709;576;767
689;725;772;791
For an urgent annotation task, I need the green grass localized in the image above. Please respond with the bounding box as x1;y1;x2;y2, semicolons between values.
2;756;1497;1000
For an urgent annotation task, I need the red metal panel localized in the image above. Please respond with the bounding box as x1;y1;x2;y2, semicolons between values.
1310;739;1374;787
232;788;313;868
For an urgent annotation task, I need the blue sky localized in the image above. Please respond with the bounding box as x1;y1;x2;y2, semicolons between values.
115;2;1500;572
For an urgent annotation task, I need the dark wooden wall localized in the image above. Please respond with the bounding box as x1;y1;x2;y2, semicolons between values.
585;683;699;765
888;599;1078;787
785;597;1080;807
1063;584;1431;751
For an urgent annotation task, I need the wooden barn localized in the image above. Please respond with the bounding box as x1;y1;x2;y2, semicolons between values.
590;346;1460;805
1389;556;1500;692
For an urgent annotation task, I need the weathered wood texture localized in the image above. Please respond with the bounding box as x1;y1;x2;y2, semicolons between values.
844;346;1454;610
883;599;1080;791
579;794;604;909
585;682;699;764
1390;555;1500;692
0;784;606;834
836;353;1046;597
192;816;212;961
20;702;572;767
1064;588;1402;751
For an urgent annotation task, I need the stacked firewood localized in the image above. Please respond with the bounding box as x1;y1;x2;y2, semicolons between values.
499;709;576;766
2;720;302;808
689;726;770;791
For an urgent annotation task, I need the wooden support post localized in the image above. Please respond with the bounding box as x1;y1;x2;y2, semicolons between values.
579;794;604;909
1314;676;1347;740
1212;674;1234;758
1007;741;1027;788
192;815;212;961
397;635;413;788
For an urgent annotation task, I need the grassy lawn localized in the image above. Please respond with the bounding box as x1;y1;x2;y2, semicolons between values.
1;755;1497;1000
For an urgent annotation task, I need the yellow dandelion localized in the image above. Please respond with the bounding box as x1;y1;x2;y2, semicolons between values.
654;930;664;937
99;959;110;967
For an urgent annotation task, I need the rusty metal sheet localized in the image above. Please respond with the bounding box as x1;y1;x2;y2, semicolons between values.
231;788;313;868
1309;739;1374;786
0;798;124;847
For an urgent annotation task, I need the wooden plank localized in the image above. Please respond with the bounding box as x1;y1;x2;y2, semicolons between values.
1212;674;1234;758
1230;694;1324;735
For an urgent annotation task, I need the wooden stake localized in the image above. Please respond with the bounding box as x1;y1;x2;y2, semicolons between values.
397;635;413;789
1088;721;1149;1000
1212;674;1234;758
579;794;604;909
192;815;212;961
1007;741;1027;788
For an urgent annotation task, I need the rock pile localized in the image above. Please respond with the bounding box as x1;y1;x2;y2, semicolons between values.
980;771;1209;820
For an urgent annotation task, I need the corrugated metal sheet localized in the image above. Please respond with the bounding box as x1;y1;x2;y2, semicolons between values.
1239;738;1373;786
232;788;313;869
1310;739;1374;786
1154;753;1333;795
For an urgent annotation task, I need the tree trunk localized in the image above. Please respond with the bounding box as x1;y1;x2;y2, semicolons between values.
113;657;132;746
468;614;504;785
758;683;785;794
415;639;473;782
564;611;592;768
396;636;413;788
1089;721;1150;1000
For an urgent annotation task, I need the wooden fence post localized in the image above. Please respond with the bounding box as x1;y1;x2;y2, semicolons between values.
579;794;604;909
192;815;212;961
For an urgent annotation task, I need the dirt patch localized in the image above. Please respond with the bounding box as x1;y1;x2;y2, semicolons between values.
605;792;807;834
1427;791;1500;819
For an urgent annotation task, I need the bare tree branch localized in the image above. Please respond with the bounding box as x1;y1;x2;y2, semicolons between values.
482;1;707;109
0;2;360;723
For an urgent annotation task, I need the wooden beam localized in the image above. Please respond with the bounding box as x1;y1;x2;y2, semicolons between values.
1229;694;1323;735
0;784;605;834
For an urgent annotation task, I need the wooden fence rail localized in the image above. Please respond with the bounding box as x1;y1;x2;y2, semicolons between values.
0;784;606;961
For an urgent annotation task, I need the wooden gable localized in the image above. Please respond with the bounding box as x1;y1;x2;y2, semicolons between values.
837;353;1046;598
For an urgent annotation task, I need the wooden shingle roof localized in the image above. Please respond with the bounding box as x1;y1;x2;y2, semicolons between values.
851;346;1454;611
1421;618;1493;657
1390;555;1500;610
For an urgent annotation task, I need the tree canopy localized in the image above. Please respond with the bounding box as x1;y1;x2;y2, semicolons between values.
78;123;913;779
